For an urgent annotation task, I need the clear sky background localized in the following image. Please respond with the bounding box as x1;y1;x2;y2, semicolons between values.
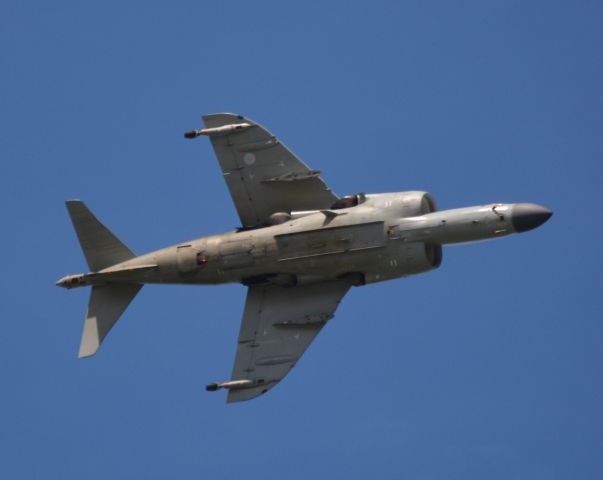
2;1;602;478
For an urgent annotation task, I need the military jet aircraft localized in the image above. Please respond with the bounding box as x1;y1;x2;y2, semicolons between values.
57;113;552;402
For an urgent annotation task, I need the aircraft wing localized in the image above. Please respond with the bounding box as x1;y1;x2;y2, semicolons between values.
226;281;351;403
202;113;338;228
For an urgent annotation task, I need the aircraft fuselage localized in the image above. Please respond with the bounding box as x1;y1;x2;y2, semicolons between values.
57;192;551;290
57;112;554;401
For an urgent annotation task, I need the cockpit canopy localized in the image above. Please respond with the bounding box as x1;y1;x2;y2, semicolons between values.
330;193;367;210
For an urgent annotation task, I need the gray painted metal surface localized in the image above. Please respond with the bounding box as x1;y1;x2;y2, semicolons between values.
58;113;552;403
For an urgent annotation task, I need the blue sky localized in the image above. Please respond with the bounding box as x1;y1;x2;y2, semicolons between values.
2;1;602;478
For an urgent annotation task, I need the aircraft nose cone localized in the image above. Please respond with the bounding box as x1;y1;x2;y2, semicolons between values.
511;203;553;233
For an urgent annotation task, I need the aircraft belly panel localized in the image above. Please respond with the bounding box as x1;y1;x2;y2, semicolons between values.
177;245;198;273
275;221;385;261
219;238;255;270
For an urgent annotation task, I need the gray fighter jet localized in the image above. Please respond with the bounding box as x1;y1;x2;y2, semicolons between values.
57;113;552;402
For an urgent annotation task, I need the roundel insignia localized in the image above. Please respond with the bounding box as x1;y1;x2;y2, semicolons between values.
243;153;256;166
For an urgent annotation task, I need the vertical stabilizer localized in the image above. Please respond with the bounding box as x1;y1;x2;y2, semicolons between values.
79;284;142;358
65;200;135;272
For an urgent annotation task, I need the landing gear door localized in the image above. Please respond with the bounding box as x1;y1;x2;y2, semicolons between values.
177;245;198;273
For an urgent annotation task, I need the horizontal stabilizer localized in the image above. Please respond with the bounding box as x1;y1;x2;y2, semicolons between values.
79;284;142;358
66;200;135;272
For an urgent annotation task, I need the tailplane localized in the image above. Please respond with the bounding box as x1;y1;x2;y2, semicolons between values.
65;200;135;272
64;200;142;357
79;284;142;358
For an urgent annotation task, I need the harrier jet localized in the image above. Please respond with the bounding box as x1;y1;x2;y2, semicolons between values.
57;113;552;402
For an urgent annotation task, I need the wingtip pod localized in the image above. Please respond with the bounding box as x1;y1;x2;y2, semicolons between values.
183;122;252;139
205;379;255;391
205;379;272;403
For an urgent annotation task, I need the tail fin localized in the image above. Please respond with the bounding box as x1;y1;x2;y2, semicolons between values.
79;284;142;358
66;200;135;272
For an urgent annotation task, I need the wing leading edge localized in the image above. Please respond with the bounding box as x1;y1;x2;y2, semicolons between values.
225;281;351;403
202;113;338;228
